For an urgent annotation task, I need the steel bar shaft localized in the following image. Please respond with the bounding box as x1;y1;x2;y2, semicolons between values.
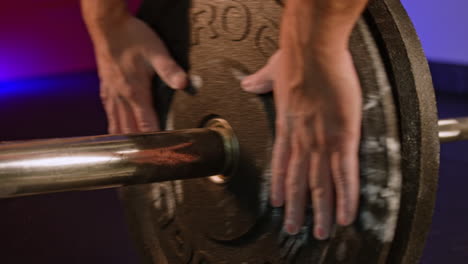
0;119;237;198
439;118;468;143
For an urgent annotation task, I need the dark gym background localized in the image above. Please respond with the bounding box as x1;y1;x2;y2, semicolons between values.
1;0;467;263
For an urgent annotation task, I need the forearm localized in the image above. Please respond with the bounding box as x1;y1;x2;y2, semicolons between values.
80;0;130;38
281;0;369;54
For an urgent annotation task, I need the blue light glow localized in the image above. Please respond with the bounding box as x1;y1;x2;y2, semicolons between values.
0;72;99;99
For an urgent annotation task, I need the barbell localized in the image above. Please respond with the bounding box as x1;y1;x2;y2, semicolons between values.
1;0;466;263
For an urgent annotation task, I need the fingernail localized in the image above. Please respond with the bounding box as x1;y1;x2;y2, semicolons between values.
339;215;353;226
270;194;277;206
171;72;187;89
270;195;283;207
241;78;252;90
285;223;299;235
270;199;279;207
338;216;347;226
315;226;329;240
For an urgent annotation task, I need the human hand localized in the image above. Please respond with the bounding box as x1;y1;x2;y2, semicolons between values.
89;14;188;134
242;48;361;240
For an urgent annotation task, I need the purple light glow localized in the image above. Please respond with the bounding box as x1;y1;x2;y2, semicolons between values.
401;0;468;64
0;1;95;81
0;0;466;83
0;0;141;82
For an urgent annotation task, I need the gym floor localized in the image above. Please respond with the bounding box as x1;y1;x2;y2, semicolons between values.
0;62;467;263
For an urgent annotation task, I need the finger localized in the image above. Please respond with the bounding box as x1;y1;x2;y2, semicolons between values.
100;88;121;134
284;147;309;235
309;152;333;240
125;78;160;132
270;127;291;207
145;41;188;90
330;144;360;226
116;96;138;134
241;70;274;94
130;98;160;132
241;51;280;94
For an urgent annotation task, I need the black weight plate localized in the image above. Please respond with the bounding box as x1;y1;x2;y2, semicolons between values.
365;1;440;263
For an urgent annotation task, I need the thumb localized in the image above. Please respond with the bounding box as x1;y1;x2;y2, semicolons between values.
241;51;280;94
241;74;274;94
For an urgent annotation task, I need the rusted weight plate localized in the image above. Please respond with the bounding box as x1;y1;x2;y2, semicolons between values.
120;0;438;263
